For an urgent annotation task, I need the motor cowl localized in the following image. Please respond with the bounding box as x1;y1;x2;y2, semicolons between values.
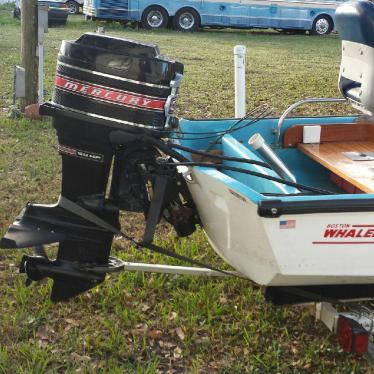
41;32;184;133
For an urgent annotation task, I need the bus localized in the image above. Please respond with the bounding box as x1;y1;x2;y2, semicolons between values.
83;0;345;35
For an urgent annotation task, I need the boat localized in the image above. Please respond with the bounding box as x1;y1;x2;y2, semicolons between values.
2;0;374;305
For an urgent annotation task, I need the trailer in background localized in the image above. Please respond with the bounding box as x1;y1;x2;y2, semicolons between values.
83;0;344;35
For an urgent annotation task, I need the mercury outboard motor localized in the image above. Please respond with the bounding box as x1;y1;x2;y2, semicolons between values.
0;33;198;301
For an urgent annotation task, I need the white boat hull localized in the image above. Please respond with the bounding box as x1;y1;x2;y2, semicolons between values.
187;168;374;286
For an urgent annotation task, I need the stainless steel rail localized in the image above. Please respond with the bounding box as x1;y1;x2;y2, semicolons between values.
274;97;347;147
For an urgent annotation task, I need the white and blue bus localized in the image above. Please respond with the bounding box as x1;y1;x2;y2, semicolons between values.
83;0;345;35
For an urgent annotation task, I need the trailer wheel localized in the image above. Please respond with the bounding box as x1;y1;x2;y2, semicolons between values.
311;15;333;36
142;6;168;30
173;8;200;32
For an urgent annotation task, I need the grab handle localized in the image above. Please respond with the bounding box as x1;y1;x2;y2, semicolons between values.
274;97;346;147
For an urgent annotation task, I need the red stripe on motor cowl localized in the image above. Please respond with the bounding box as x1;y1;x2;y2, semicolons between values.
55;75;166;111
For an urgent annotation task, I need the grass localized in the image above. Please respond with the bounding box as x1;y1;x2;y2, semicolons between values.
0;5;371;373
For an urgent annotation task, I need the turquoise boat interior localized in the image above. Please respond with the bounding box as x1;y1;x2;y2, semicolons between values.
176;115;374;204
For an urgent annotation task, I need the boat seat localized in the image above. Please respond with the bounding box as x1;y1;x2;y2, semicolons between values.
283;122;374;193
221;135;298;194
336;1;374;115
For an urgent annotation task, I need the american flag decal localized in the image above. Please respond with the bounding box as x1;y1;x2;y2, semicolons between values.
279;220;296;229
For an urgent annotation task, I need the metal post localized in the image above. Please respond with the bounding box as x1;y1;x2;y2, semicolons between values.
234;45;246;118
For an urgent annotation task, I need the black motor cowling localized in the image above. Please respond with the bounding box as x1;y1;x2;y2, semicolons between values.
0;34;192;302
43;32;184;131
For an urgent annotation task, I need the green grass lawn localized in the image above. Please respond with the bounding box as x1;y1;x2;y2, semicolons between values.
0;5;371;373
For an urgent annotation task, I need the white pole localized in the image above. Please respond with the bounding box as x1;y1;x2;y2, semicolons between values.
38;24;44;104
37;4;48;105
38;41;44;104
234;45;246;118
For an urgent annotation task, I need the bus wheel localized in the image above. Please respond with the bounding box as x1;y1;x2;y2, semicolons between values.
173;8;200;32
311;15;333;36
66;1;80;14
142;6;168;30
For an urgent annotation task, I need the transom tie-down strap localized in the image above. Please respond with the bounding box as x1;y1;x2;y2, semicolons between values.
57;196;235;277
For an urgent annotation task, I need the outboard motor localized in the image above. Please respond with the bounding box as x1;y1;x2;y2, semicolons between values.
336;1;374;115
0;33;197;301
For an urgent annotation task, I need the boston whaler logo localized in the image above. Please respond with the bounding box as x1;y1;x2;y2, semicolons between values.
313;224;374;245
55;75;166;111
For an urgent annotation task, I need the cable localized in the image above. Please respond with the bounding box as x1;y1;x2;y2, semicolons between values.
143;104;272;142
176;104;271;136
167;107;271;142
167;142;271;169
146;104;270;137
161;161;336;195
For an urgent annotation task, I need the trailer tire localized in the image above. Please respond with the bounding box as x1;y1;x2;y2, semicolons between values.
311;15;333;36
142;6;168;30
173;8;200;32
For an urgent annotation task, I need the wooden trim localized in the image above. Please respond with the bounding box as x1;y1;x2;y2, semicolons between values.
283;123;374;148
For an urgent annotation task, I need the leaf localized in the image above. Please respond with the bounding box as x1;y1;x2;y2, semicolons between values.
175;327;185;341
65;318;79;327
148;329;163;340
131;328;146;336
168;311;178;321
36;325;54;342
141;303;151;312
219;296;228;304
173;346;182;358
70;352;91;363
291;346;299;355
